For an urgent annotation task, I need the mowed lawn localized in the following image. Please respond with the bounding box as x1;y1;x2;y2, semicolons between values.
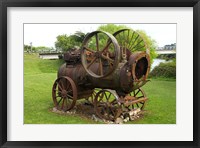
24;54;176;124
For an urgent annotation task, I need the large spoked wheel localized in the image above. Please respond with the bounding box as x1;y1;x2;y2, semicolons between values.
52;76;77;111
113;29;149;60
124;88;147;111
94;89;122;121
81;31;120;78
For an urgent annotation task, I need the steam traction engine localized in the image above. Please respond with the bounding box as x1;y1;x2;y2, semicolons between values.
52;29;151;121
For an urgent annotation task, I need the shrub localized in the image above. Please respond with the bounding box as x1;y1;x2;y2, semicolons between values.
149;60;176;78
157;54;176;61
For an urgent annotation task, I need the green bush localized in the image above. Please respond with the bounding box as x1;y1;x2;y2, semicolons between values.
149;60;176;78
157;54;176;61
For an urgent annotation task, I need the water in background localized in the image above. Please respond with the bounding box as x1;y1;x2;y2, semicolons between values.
151;59;167;71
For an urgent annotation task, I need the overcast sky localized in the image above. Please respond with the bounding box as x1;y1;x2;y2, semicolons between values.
24;24;176;48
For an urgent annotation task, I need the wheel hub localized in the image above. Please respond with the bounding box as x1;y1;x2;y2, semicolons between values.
95;51;101;58
61;90;67;97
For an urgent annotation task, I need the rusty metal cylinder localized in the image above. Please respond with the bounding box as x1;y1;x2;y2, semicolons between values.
58;62;131;92
58;52;150;94
87;62;133;92
58;64;87;87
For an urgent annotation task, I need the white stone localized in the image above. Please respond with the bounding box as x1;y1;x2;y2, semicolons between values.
125;117;130;121
130;116;135;121
52;107;57;112
123;119;128;122
120;115;124;119
115;117;124;124
129;108;141;116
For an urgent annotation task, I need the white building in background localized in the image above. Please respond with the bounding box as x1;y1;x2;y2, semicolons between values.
163;43;176;50
39;53;60;59
156;43;176;51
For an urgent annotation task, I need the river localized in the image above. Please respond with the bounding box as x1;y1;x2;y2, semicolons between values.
151;59;167;71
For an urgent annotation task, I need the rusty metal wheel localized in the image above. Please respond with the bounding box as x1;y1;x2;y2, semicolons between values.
52;76;77;111
94;89;122;121
124;88;147;111
113;29;148;52
81;31;120;78
113;29;149;61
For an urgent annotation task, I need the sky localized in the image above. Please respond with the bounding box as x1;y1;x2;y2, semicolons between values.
24;24;176;48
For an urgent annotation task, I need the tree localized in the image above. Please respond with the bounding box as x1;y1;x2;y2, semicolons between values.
24;44;36;52
24;45;52;53
55;31;86;52
24;44;31;51
35;46;51;51
55;34;73;51
97;24;128;34
74;31;87;42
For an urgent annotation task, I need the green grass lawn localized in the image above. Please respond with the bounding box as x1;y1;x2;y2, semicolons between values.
24;53;176;124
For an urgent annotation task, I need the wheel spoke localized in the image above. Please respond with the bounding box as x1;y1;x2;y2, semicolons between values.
104;92;108;101
61;98;65;109
135;45;146;50
57;83;62;90
120;32;124;48
87;57;97;68
127;30;130;47
101;54;114;63
123;30;126;48
95;33;99;51
66;82;70;90
134;89;140;96
67;90;72;93
99;58;103;76
84;46;95;53
127;31;135;50
110;99;117;105
54;89;61;93
97;102;105;107
109;107;115;116
66;94;73;99
105;105;110;115
133;39;144;49
137;95;144;99
66;98;71;109
60;81;65;90
129;34;140;51
132;104;134;109
102;40;112;52
57;97;63;105
99;92;104;101
99;95;104;102
107;92;112;99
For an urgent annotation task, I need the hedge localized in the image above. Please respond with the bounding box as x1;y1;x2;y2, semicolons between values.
149;60;176;78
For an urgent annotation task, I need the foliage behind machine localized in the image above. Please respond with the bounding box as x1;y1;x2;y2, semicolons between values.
52;29;151;122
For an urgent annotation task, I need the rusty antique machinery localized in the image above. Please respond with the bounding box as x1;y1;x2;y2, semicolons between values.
52;29;151;121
